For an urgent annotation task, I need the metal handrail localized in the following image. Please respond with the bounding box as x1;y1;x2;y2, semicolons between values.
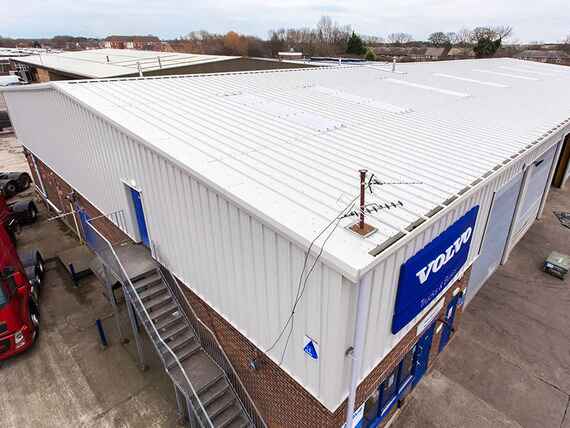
84;219;214;428
159;267;267;428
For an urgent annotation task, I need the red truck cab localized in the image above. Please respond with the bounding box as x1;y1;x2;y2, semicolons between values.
0;196;41;360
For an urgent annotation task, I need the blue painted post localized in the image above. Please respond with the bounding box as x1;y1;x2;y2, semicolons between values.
96;319;108;348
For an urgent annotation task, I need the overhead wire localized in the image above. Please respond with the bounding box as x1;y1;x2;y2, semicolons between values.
264;194;360;362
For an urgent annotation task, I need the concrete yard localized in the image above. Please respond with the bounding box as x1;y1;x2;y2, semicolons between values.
0;136;178;427
393;185;570;428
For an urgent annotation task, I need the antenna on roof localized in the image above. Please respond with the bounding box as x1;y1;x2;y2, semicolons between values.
349;170;422;236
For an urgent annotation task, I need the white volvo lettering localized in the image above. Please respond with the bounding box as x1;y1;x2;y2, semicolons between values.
415;227;472;285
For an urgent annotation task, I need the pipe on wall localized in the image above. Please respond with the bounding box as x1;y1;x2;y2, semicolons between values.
345;271;373;428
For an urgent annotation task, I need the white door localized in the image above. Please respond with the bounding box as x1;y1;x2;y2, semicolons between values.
512;145;557;238
465;173;523;306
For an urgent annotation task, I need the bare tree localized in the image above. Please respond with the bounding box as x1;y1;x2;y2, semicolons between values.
493;25;513;41
455;28;473;46
446;32;458;45
387;32;413;45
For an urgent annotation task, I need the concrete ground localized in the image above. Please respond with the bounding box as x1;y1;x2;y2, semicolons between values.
0;134;179;427
393;185;570;428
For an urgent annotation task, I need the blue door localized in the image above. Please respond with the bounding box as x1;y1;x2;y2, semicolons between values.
78;209;96;248
412;323;435;387
129;188;150;247
439;295;459;352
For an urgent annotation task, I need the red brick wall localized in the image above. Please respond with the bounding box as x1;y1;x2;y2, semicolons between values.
28;149;472;428
180;270;471;428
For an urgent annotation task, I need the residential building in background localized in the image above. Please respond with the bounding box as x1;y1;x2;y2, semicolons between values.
516;49;570;64
103;35;162;50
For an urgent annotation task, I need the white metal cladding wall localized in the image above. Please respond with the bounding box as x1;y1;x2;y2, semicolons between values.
357;132;566;389
5;87;358;411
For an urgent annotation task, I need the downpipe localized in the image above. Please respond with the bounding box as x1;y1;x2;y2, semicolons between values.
345;271;373;428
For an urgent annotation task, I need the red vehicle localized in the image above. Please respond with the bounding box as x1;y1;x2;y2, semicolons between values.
0;195;44;360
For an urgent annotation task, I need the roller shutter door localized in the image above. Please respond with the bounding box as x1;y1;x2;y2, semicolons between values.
465;173;523;306
513;145;557;238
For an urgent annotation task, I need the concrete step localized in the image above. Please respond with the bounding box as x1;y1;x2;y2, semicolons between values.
150;302;178;322
138;282;167;301
133;271;162;291
145;292;173;311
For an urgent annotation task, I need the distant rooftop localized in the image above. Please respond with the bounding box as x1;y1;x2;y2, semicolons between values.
11;48;239;79
0;47;58;57
105;35;160;42
517;50;569;59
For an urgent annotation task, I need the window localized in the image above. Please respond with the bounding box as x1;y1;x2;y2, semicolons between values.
363;389;379;423
398;345;415;390
379;367;398;413
362;345;419;427
0;284;8;309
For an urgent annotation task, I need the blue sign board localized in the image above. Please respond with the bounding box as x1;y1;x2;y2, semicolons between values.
391;206;479;334
304;340;319;360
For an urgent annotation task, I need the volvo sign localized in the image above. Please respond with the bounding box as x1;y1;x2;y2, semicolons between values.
392;206;479;334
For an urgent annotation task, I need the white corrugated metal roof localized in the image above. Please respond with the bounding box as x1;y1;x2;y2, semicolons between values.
0;47;59;57
10;58;570;277
11;48;238;78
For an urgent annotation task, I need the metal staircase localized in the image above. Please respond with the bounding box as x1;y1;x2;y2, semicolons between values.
80;214;264;428
130;268;253;428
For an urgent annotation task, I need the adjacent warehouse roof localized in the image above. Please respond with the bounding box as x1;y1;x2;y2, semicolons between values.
0;47;58;57
11;48;239;79
5;58;570;278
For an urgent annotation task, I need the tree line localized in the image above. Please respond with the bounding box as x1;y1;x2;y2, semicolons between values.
171;19;518;59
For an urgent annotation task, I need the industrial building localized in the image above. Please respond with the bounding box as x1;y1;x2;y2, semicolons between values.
9;48;313;83
3;58;570;427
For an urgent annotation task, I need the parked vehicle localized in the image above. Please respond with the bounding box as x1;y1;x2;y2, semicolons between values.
0;195;44;360
0;172;31;198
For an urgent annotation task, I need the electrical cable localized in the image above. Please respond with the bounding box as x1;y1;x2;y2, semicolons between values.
264;195;359;360
265;173;421;364
278;213;345;364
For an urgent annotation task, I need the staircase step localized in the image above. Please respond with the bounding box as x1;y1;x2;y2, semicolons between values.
138;282;167;301
133;271;162;291
155;312;183;331
166;341;202;369
167;330;196;352
225;418;251;428
161;320;187;341
206;391;235;419
212;404;243;428
150;302;178;322
145;293;173;311
200;379;230;407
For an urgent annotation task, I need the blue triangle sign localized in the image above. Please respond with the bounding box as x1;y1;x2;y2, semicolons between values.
304;341;318;360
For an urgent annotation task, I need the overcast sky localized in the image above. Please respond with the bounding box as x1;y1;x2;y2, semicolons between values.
2;0;569;43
